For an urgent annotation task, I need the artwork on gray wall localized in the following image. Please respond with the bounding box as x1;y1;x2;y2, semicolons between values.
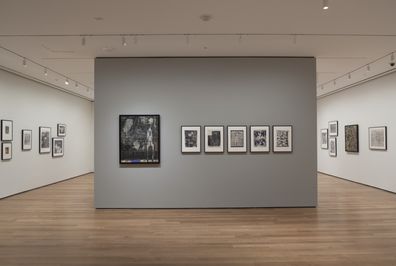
1;142;12;160
22;130;32;151
321;129;328;149
204;126;224;153
227;126;247;153
250;125;270;153
1;120;13;141
328;121;338;137
119;115;160;164
329;138;337;157
369;126;387;151
273;125;293;153
345;124;359;153
57;124;66;137
181;126;201;153
39;127;51;154
52;138;64;157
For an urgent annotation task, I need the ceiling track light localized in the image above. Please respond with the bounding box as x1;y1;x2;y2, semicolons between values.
348;73;351;79
81;36;86;46
238;34;243;44
65;79;69;85
367;64;371;72
75;82;79;88
44;68;48;76
122;36;127;46
323;0;329;10
22;58;27;67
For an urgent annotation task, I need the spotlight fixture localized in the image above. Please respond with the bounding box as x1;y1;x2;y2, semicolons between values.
81;36;86;46
65;79;69;85
22;58;27;67
367;64;371;72
75;82;79;88
348;73;351;79
390;53;395;67
44;68;48;76
323;0;329;10
238;34;243;44
122;36;127;46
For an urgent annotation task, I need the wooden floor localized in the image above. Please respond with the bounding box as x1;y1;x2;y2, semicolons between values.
1;173;396;265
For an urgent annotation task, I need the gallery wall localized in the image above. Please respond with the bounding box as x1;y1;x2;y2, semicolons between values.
0;68;94;198
95;57;317;208
318;71;396;193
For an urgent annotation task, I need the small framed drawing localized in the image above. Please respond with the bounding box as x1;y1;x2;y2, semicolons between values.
227;126;247;153
250;125;270;153
57;124;66;137
321;129;328;149
52;138;64;157
22;130;32;151
39;127;51;154
1;142;12;160
329;138;337;157
1;120;13;141
345;124;359;153
273;125;293;153
181;126;201;153
328;121;338;137
204;126;224;153
369;126;387;151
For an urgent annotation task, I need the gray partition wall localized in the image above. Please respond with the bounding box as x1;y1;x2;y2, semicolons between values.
94;57;317;208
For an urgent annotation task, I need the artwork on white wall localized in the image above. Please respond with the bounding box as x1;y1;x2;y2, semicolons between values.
39;127;51;154
250;125;270;153
329;138;337;157
1;142;12;160
328;121;338;137
57;124;66;137
204;126;224;153
181;126;201;153
52;138;64;157
273;125;293;153
321;129;328;149
22;130;32;151
345;124;359;153
1;120;13;141
227;126;247;153
369;126;387;151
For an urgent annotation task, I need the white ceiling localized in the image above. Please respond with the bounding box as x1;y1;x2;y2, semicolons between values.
0;0;395;100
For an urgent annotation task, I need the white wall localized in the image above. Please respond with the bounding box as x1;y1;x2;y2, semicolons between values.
0;69;94;198
318;71;396;193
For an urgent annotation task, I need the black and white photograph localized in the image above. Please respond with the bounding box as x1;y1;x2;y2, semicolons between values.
204;126;224;153
1;142;12;160
39;127;51;154
329;138;337;157
22;129;32;151
119;115;160;164
273;125;293;153
57;124;66;137
227;126;247;153
250;125;270;153
321;129;328;149
328;121;338;137
1;120;13;141
369;126;387;151
52;138;64;157
181;126;201;153
345;124;359;153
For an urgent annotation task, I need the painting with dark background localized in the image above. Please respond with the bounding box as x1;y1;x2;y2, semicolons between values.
345;124;359;152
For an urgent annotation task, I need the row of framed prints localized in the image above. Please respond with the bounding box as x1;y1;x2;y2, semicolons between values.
182;125;293;153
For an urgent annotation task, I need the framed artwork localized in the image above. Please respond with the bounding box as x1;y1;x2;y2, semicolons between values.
1;142;12;160
345;124;359;153
369;126;387;151
52;138;64;157
250;125;270;153
273;125;293;153
328;121;338;137
227;126;247;153
1;120;13;141
204;126;224;153
119;115;160;164
22;130;32;151
39;127;51;154
57;124;66;137
181;126;201;153
329;138;337;157
321;129;328;149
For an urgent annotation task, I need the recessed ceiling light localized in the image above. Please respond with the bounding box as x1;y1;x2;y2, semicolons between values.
44;68;48;76
22;58;27;67
323;0;329;10
200;14;212;22
94;17;104;21
65;79;69;85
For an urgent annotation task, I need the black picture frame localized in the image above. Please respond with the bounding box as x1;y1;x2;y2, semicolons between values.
368;126;387;151
249;125;270;153
52;137;64;157
39;127;51;154
181;125;201;153
329;137;337;157
1;119;13;141
345;124;359;153
119;114;160;164
204;125;225;153
57;124;66;137
272;125;293;153
22;129;32;151
227;125;247;153
1;142;12;160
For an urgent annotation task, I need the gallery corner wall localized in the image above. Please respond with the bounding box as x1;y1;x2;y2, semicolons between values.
94;57;317;208
318;70;396;193
0;68;94;199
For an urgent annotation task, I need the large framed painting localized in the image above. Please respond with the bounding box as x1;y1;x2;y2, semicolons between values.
204;126;224;153
119;115;160;164
250;125;270;153
1;142;12;160
328;121;338;137
57;124;66;137
1;120;13;141
321;129;328;149
22;129;32;151
273;125;293;153
52;138;64;157
369;126;387;151
181;126;201;153
39;127;51;154
345;124;359;152
329;138;337;157
227;126;247;153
